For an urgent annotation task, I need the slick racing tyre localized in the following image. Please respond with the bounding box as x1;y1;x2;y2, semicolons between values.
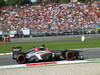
16;54;26;64
63;51;79;60
67;51;79;60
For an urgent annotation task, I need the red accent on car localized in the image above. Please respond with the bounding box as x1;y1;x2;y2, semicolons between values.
40;53;45;56
26;62;57;66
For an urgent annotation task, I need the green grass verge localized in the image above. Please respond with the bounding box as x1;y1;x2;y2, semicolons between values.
0;40;100;53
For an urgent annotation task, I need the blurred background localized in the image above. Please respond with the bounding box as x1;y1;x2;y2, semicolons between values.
0;0;100;41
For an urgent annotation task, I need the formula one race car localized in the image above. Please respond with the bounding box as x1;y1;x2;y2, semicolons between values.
12;45;84;64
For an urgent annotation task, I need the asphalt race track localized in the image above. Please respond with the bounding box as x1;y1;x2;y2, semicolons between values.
0;55;16;66
0;48;100;66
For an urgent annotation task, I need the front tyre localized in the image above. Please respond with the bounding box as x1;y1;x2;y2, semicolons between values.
63;51;79;60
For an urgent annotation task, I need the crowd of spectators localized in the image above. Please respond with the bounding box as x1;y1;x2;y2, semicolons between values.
0;2;100;33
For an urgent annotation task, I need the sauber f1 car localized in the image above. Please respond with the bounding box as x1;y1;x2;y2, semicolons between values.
12;46;84;64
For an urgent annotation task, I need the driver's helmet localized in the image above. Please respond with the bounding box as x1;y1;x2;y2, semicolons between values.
34;47;45;52
39;47;45;51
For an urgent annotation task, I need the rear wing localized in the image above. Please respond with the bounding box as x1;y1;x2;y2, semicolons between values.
12;47;22;59
12;47;22;52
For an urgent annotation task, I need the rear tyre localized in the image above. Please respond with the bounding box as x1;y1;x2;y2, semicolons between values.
16;54;26;64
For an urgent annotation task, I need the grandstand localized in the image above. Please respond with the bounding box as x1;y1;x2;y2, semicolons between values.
0;1;100;37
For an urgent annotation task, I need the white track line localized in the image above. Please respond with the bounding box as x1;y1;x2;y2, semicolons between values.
0;53;12;55
0;64;26;69
56;60;90;64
